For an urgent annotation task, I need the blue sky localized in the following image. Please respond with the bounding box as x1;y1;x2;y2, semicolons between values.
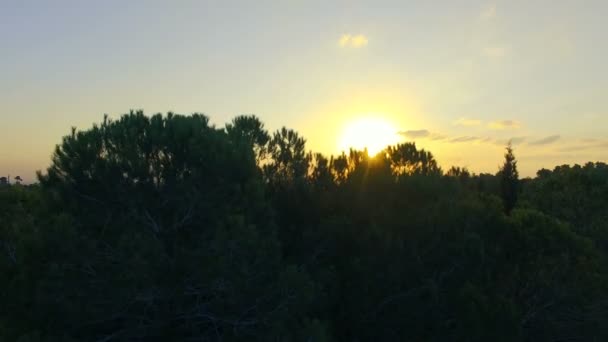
1;0;607;181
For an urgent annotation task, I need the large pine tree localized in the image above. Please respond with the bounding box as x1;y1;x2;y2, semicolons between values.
500;142;519;215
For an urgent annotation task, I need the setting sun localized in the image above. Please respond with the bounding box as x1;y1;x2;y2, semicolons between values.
338;116;401;156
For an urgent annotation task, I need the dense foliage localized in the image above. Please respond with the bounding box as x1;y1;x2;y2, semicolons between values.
1;111;607;341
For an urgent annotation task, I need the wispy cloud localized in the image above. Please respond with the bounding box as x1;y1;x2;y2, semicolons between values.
339;34;368;48
398;129;446;141
398;129;549;148
558;140;608;152
494;137;527;146
454;118;482;127
399;129;430;139
529;135;561;146
447;136;527;145
558;145;592;152
489;120;521;130
483;46;507;57
510;136;527;145
430;133;447;141
480;4;497;19
451;136;480;143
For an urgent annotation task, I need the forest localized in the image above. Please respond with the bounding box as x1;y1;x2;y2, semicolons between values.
1;111;608;341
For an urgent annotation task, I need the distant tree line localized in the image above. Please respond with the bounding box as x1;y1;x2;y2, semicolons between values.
1;111;607;341
0;175;23;186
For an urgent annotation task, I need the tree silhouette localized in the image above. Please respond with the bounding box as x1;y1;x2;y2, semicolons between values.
31;111;313;341
225;115;270;164
387;143;441;176
447;166;470;178
264;127;309;186
500;142;519;215
2;112;608;342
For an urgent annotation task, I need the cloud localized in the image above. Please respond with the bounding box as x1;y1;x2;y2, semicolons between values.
396;130;538;148
493;136;527;146
454;118;482;127
399;129;430;139
429;133;447;141
339;34;368;48
480;4;496;19
398;129;449;141
351;35;369;47
558;145;592;152
558;140;608;152
483;46;507;57
450;136;480;143
339;35;351;47
509;136;527;145
489;120;521;130
529;135;561;146
397;129;530;147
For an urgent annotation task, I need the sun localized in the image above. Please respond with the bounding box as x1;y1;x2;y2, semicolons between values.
338;116;401;156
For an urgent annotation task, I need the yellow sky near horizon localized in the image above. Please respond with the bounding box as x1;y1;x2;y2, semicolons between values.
2;1;608;182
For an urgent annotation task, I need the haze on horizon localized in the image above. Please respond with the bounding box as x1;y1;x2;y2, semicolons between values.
1;0;607;182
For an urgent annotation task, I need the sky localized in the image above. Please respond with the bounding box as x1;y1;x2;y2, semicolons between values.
1;0;607;182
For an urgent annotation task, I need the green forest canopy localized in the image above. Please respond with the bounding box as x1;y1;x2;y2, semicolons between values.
1;111;608;341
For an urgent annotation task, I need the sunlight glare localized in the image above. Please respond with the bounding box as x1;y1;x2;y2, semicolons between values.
338;116;401;156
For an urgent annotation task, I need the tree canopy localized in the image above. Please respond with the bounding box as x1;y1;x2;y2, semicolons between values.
1;111;608;341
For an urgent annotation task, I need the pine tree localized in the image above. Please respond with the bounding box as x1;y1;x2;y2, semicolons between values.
500;142;519;215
